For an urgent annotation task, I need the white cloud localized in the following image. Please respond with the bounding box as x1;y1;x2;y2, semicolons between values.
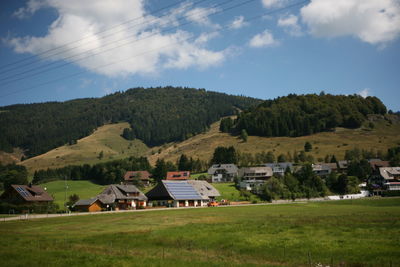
230;16;248;29
261;0;287;8
358;88;370;98
301;0;400;45
185;6;219;28
249;30;279;48
278;14;302;36
7;0;227;77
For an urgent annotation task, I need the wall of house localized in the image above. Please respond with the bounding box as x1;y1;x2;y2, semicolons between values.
88;201;103;212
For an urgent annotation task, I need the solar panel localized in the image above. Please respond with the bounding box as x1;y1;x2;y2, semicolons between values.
16;186;31;197
163;181;201;200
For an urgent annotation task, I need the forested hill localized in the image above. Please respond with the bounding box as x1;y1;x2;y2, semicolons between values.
0;87;261;157
236;93;387;137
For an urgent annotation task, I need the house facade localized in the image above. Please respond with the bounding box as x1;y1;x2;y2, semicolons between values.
378;167;400;191
264;162;293;176
207;164;238;183
73;198;104;212
98;184;148;210
312;164;332;176
238;167;273;193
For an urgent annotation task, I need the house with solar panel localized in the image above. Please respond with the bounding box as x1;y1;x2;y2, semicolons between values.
0;184;53;205
146;180;207;207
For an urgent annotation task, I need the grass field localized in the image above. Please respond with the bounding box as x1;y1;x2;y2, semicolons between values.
1;198;399;266
212;183;262;202
41;180;106;208
148;115;400;165
20;123;149;172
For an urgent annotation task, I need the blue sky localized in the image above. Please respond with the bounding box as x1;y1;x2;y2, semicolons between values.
0;0;399;111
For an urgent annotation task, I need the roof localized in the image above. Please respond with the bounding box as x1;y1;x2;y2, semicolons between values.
73;197;99;207
188;180;220;199
101;184;147;201
10;185;53;202
379;167;400;180
124;171;151;181
166;171;190;180
312;164;332;171
207;164;238;175
162;180;203;200
239;167;273;177
370;160;390;169
324;163;338;170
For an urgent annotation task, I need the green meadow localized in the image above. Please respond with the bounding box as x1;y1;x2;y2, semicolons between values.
1;198;399;266
41;180;106;208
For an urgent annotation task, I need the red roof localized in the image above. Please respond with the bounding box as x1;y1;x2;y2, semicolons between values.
166;171;190;180
370;160;390;169
124;171;151;181
10;185;54;202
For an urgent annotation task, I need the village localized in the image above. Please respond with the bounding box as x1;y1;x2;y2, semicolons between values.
2;158;399;214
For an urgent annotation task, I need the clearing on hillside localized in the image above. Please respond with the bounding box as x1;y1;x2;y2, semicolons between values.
21;123;149;172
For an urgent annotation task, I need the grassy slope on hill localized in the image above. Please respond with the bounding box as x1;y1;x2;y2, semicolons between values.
0;198;399;266
41;180;106;208
21;123;149;172
149;115;400;165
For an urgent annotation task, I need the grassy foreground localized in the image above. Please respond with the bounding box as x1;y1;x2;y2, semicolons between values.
1;198;399;266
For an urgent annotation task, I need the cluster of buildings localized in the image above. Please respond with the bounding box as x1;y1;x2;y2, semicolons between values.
1;159;399;212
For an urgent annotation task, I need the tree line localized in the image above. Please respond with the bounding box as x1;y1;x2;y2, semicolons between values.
0;87;261;157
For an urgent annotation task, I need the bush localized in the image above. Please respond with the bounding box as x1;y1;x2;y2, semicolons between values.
382;190;400;197
0;201;59;214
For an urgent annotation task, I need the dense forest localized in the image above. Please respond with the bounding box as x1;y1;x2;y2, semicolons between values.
0;87;261;157
235;93;387;137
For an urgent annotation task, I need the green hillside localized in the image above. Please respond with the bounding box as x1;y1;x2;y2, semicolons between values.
41;180;106;208
0;87;261;157
21;122;149;172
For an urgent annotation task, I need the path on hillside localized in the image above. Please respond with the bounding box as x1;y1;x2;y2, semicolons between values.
1;198;329;222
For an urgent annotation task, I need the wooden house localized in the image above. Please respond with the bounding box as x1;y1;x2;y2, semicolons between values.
124;171;151;186
73;197;104;212
1;184;53;205
166;171;190;180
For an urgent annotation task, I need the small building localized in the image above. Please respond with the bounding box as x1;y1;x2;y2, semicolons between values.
379;167;400;191
207;164;238;183
312;164;332;176
324;163;338;173
99;184;148;210
146;180;204;207
124;171;151;186
369;159;390;171
238;167;273;193
166;171;190;180
188;180;220;202
338;160;349;172
73;197;104;212
264;162;293;176
1;184;53;205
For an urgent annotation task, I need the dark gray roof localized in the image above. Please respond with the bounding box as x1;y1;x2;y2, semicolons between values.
73;197;98;207
208;164;238;175
188;180;220;199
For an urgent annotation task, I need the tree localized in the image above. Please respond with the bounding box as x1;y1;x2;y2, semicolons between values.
67;194;80;207
211;146;237;164
277;154;287;163
304;142;312;152
240;129;248;142
178;154;190;171
330;155;338;163
219;117;233;132
1;169;28;190
98;151;104;159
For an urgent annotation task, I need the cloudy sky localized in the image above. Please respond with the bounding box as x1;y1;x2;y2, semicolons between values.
0;0;399;110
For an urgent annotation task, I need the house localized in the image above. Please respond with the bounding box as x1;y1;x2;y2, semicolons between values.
124;171;151;186
207;164;238;182
369;159;390;171
312;164;332;176
146;180;205;207
1;184;53;205
264;162;293;176
324;163;338;173
378;167;400;191
338;160;349;172
166;171;190;180
99;184;148;210
73;197;104;212
188;180;220;201
238;167;273;193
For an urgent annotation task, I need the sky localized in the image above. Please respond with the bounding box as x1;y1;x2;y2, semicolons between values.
0;0;399;111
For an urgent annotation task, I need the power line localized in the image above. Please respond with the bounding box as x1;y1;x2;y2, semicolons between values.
0;0;239;85
0;0;192;71
0;0;308;99
0;0;213;76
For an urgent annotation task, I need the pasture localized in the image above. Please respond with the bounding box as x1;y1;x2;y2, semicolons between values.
1;198;399;266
